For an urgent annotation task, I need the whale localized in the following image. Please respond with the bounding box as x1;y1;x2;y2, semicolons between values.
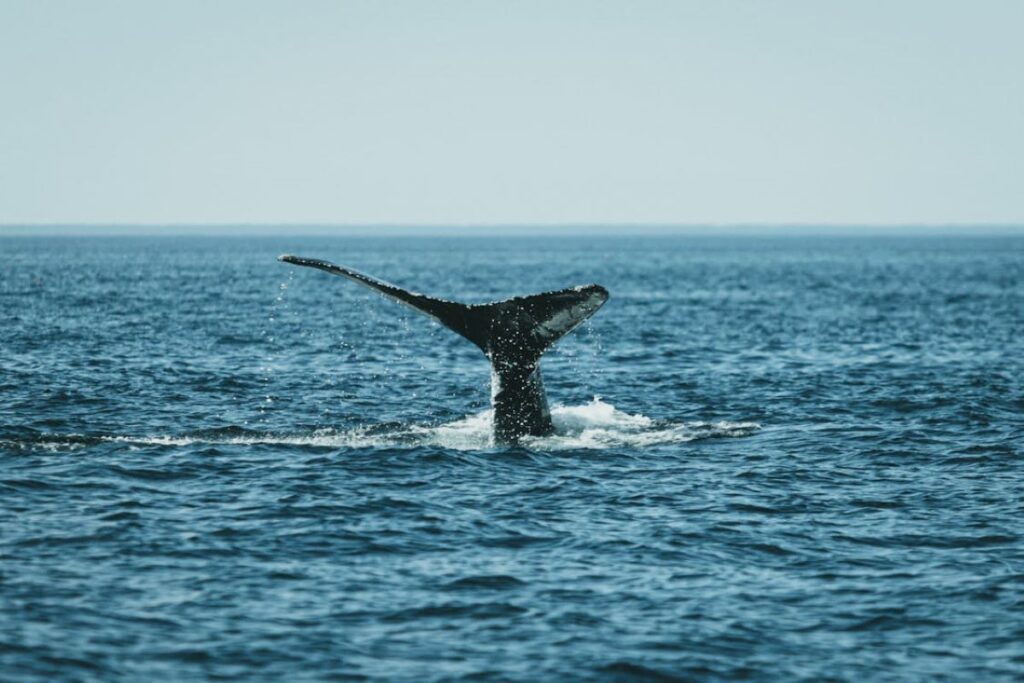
278;254;608;444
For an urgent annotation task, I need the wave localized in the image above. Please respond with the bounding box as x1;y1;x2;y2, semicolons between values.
1;398;758;452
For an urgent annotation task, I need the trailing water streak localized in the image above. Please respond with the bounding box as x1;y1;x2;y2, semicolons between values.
0;399;760;452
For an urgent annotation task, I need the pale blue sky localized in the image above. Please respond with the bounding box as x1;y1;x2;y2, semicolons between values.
1;0;1022;225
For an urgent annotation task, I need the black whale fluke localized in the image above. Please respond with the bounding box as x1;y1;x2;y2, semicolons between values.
278;254;609;444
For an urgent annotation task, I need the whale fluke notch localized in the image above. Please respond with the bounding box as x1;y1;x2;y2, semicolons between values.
278;254;609;444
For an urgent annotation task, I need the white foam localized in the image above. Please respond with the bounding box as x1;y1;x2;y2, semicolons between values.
12;399;758;452
530;397;757;449
101;428;389;449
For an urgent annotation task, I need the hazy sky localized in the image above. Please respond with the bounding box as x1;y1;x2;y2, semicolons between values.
1;0;1022;225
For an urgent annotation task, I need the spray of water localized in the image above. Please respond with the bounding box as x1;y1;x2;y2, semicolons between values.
7;398;758;453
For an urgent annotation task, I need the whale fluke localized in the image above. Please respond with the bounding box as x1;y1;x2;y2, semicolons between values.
278;254;608;444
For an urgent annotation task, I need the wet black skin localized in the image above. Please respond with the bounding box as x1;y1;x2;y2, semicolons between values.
485;302;557;442
278;255;608;445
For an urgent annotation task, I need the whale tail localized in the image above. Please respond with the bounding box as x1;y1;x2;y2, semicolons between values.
277;254;608;359
278;254;608;443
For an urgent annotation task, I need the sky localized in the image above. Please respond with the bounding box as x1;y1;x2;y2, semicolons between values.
1;0;1022;226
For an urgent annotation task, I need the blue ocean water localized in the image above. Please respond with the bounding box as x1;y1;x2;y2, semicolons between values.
1;231;1022;681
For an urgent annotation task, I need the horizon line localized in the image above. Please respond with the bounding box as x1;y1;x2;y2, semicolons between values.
3;221;1024;228
3;222;1024;237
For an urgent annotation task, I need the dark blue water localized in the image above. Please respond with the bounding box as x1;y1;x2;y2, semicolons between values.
2;232;1022;681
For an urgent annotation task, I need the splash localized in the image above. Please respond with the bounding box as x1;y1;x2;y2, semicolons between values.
537;397;757;449
412;397;759;450
2;399;758;453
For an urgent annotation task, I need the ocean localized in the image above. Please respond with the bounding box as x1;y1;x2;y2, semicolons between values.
1;231;1022;681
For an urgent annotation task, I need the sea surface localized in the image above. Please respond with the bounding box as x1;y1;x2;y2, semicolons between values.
1;231;1022;682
